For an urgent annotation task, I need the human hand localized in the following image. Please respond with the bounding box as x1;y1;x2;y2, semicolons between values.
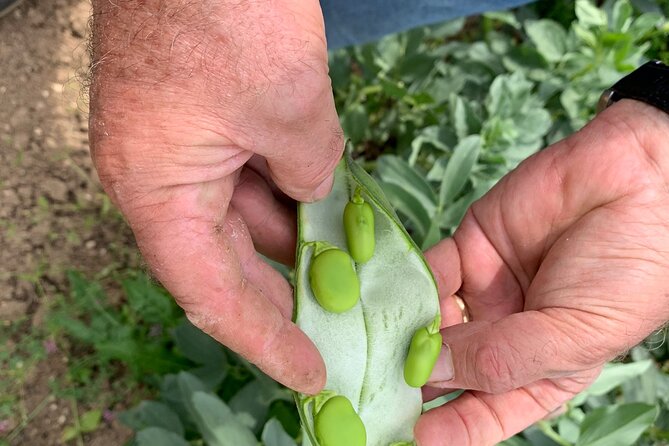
88;0;342;394
416;100;669;445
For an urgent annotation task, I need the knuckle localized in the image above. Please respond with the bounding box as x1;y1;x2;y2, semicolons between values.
473;343;515;393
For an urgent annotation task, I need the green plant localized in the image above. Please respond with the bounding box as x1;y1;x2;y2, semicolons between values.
119;330;298;446
60;409;103;443
331;0;668;249
48;270;187;397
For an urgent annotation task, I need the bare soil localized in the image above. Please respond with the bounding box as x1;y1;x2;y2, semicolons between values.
0;0;139;443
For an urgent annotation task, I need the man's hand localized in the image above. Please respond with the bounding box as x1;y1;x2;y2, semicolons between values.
88;0;342;394
416;100;669;445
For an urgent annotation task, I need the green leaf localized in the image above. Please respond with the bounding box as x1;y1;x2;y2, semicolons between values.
584;360;653;396
611;0;633;32
438;135;481;208
628;12;663;37
176;371;208;423
341;103;369;144
172;319;226;367
411;126;457;159
378;181;432;241
450;96;481;140
440;180;493;230
230;378;291;431
136;427;190;446
498;437;533;446
190;391;258;446
576;403;658;446
421;219;442;251
427;18;465;39
526;20;568;62
119;401;184;436
61;426;79;443
79;409;102;433
376;155;437;217
576;0;608;27
484;11;521;29
379;77;408;99
558;417;581;443
261;418;297;446
122;273;174;324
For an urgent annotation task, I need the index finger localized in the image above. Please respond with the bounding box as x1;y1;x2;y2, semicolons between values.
415;374;595;446
123;177;326;394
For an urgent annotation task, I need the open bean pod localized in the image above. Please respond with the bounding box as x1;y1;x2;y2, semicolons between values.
294;151;441;446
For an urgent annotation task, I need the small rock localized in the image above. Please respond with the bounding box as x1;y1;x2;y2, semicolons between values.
0;300;29;321
17;185;32;201
27;8;46;26
12;131;30;150
42;178;69;202
85;240;96;249
2;189;19;206
51;82;64;94
8;107;28;128
57;414;66;425
44;136;58;150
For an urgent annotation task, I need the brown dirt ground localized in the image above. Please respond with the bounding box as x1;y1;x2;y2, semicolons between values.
0;0;140;444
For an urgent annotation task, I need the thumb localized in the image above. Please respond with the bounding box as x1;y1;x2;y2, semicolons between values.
427;311;609;394
265;100;344;202
251;65;345;202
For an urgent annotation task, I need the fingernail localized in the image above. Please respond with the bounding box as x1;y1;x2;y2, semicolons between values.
428;344;454;384
312;174;334;201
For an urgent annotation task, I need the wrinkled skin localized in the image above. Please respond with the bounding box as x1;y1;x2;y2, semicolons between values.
89;0;669;443
89;0;342;394
419;99;669;445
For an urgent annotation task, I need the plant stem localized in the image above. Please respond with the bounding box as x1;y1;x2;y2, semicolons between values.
537;421;573;446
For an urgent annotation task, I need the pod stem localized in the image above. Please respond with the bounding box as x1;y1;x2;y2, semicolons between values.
350;186;365;205
309;241;338;257
302;389;338;417
427;315;441;335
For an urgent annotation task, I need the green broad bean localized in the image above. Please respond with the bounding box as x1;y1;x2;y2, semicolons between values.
314;395;366;446
309;247;360;313
343;189;375;264
403;325;442;388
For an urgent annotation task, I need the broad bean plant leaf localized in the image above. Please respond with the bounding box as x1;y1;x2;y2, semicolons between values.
120;401;184;436
230;377;292;432
438;135;481;208
294;153;440;445
576;0;609;27
261;418;297;446
376;155;438;244
525;19;569;62
190;391;258;446
570;359;654;406
585;360;654;396
136;427;190;446
576;403;658;446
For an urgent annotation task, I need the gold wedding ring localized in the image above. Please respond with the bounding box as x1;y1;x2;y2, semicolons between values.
453;294;471;323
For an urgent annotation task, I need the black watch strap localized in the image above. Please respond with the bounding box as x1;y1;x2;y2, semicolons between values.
597;60;669;114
